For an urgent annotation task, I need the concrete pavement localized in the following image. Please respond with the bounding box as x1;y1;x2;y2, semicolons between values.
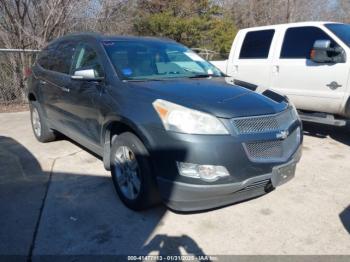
0;111;349;259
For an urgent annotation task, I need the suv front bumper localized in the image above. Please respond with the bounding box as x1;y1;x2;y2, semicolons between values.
157;146;302;212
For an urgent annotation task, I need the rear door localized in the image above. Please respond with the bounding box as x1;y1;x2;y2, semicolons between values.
37;40;76;126
270;26;349;114
228;29;276;90
36;42;58;120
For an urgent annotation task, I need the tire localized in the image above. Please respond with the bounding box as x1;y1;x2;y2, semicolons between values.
30;101;56;143
110;132;160;210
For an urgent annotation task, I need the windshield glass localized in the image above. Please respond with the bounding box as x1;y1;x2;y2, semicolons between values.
102;40;222;80
325;23;350;47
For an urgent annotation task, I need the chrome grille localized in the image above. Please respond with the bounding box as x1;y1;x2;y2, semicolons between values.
231;108;296;135
243;127;300;162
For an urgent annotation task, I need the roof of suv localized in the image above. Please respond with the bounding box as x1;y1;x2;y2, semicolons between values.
53;33;176;43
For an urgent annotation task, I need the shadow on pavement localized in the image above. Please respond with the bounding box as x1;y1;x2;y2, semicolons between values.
143;234;207;256
302;122;350;146
339;206;350;235
0;136;208;260
0;136;46;256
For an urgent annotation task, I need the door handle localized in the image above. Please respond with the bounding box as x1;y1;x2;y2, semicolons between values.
39;79;47;85
59;86;70;93
233;65;239;73
61;87;70;93
272;65;279;73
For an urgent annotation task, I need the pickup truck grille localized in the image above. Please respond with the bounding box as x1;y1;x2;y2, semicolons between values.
243;127;300;162
231;108;296;135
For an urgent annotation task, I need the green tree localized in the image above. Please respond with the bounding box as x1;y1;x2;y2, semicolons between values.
133;0;236;56
208;18;237;56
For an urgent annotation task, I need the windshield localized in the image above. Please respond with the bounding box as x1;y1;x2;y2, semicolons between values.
325;23;350;47
102;40;222;81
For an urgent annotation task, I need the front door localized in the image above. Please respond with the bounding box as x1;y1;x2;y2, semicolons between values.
270;26;349;115
63;43;105;147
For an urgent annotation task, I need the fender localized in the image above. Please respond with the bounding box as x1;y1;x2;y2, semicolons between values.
101;115;152;171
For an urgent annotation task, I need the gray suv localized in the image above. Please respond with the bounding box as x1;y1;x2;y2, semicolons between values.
27;33;303;211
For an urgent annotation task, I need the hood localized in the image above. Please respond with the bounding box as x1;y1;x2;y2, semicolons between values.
127;77;288;118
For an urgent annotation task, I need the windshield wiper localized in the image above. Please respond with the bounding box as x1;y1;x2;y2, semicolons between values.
123;78;165;82
183;67;204;74
183;68;219;78
188;74;212;78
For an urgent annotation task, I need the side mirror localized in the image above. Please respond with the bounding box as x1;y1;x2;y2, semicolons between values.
310;39;345;63
71;69;104;81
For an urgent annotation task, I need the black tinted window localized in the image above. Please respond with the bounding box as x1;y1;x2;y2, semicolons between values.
37;41;75;74
37;43;58;70
239;30;275;59
50;41;76;74
72;44;103;77
281;27;336;59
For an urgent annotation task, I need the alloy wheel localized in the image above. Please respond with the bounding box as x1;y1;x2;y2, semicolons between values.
114;146;141;200
32;107;42;137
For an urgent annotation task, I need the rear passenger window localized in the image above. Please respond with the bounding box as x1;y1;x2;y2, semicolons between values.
37;43;58;70
37;49;50;69
50;41;76;74
239;30;275;59
280;27;336;59
37;41;76;74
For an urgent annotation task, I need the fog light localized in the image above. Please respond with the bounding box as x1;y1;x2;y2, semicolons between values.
177;162;230;182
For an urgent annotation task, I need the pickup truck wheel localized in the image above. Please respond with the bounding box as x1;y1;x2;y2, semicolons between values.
110;132;160;210
30;102;56;143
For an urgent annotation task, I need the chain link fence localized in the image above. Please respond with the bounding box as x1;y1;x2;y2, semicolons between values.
0;49;39;110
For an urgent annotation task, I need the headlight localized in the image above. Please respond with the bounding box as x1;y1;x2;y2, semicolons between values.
290;102;300;121
152;99;229;135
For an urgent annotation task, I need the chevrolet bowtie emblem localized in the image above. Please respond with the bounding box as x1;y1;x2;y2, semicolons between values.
276;130;289;140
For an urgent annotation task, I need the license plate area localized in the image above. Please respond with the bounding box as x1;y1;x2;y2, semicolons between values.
271;161;296;187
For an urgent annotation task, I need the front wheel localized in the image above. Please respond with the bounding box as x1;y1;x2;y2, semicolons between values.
110;132;160;210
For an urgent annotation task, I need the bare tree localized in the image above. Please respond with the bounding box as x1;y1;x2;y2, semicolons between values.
221;0;350;29
72;0;136;35
336;0;350;23
0;0;84;102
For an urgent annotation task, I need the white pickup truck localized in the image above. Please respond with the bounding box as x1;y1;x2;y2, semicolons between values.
212;21;350;126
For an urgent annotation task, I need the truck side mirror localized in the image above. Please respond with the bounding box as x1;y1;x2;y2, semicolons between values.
310;39;345;63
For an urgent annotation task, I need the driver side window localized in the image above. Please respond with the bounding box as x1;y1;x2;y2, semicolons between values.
280;26;338;59
72;44;104;77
